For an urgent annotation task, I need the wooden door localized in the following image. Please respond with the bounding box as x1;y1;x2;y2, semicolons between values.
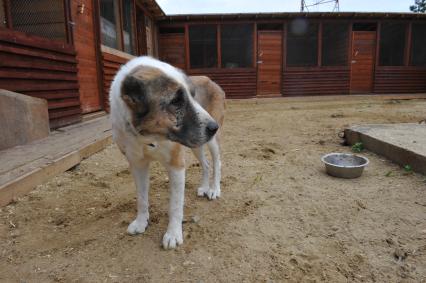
350;31;376;93
257;31;282;96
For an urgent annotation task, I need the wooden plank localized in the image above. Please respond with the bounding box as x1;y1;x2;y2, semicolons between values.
0;53;77;72
0;116;112;206
0;28;76;54
0;69;78;81
0;44;77;63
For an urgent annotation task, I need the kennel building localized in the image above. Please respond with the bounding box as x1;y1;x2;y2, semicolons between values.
0;0;425;128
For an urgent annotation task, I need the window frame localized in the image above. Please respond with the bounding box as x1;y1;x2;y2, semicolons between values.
321;21;350;67
186;21;256;72
285;20;320;68
1;0;73;44
377;21;409;67
188;23;219;69
409;22;426;67
98;0;138;55
220;23;255;69
283;20;352;70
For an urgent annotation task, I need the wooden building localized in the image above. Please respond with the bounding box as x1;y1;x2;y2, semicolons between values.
1;1;426;129
0;0;163;128
158;13;426;99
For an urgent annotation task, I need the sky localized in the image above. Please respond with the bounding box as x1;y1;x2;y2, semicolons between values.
156;0;415;14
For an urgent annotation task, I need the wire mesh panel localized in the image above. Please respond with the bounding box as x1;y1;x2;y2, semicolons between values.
322;23;349;66
287;21;318;67
0;0;6;27
410;23;426;66
9;0;67;41
221;24;253;68
100;0;119;49
189;25;217;69
122;0;135;55
379;22;407;66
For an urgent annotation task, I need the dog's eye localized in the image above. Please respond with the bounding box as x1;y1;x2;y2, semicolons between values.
170;89;184;106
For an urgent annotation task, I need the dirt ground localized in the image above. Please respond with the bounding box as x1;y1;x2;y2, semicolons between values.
1;96;426;282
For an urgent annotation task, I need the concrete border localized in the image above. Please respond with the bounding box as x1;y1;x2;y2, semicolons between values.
345;124;426;175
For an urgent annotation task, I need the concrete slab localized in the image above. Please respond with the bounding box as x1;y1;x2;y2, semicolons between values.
345;123;426;174
0;89;49;150
0;115;112;206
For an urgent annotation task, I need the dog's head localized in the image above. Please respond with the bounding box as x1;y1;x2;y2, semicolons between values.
120;65;218;148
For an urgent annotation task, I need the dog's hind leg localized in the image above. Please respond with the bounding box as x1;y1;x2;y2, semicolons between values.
206;136;221;200
192;146;210;197
127;160;150;235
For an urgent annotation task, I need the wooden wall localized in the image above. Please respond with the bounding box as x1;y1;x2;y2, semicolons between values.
71;0;102;113
374;68;426;93
101;46;134;110
282;68;350;96
188;69;257;99
0;28;81;128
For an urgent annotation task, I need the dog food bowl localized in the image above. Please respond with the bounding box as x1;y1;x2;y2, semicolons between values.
321;153;369;179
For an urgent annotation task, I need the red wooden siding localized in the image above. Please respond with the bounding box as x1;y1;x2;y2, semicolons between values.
71;0;102;113
0;28;80;128
374;68;426;93
101;50;132;110
282;68;350;96
188;69;257;99
159;33;186;70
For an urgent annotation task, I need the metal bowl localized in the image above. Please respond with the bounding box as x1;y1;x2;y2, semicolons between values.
321;153;369;179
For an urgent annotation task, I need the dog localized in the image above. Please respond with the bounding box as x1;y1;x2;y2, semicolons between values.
109;56;225;249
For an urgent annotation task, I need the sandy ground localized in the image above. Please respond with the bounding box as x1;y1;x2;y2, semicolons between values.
1;96;426;282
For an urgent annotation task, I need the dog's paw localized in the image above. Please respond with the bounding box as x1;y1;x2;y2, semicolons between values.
127;218;148;235
205;187;221;200
162;228;183;249
197;186;209;197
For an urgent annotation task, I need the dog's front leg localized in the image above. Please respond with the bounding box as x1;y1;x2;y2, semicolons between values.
162;166;185;249
127;160;150;235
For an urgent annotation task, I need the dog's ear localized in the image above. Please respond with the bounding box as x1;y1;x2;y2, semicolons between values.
121;75;147;106
121;75;150;121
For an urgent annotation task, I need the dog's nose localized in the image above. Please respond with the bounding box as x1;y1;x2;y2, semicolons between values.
206;121;219;136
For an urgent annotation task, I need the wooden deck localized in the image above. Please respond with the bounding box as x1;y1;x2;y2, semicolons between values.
0;116;112;206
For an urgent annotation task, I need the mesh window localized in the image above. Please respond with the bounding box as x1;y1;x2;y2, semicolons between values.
410;23;426;66
189;25;217;69
287;22;318;67
0;0;5;27
379;22;407;66
122;0;135;55
9;0;66;41
322;23;349;66
100;0;119;49
221;24;253;68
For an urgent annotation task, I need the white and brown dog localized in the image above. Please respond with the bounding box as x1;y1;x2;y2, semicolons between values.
109;56;225;249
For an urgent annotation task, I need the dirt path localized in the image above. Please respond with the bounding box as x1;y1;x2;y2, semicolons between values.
1;97;426;282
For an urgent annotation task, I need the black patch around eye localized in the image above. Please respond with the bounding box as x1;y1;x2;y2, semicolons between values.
170;88;185;107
